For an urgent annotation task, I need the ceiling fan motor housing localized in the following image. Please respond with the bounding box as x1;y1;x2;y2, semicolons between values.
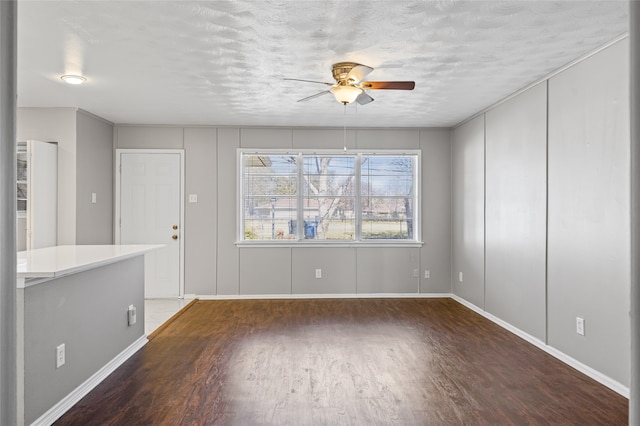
332;62;360;84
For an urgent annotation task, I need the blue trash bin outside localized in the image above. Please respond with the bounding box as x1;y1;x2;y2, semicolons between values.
304;221;317;239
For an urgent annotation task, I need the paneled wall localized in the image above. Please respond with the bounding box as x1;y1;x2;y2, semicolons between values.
184;128;217;295
451;38;630;388
485;82;547;341
451;115;485;308
114;127;452;297
547;39;630;386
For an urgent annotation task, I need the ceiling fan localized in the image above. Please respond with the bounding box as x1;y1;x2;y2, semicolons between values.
285;62;415;105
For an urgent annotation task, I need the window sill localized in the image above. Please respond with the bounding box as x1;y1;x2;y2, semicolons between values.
235;241;424;248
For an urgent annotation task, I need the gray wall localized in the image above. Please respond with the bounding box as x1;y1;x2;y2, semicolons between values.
451;38;630;387
451;115;485;308
184;128;218;295
17;108;115;245
547;39;630;386
76;110;114;244
19;256;145;424
17;108;77;244
420;129;451;293
115;127;452;297
216;128;240;295
485;82;547;341
631;1;640;422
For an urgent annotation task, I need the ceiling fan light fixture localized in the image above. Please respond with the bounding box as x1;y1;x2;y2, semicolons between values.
331;85;362;104
60;74;87;85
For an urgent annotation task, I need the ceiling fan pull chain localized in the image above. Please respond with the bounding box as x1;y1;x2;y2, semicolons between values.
343;103;347;151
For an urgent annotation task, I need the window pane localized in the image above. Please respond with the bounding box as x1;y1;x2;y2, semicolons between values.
303;156;355;196
244;197;297;240
302;196;355;240
242;154;298;241
361;197;414;240
361;156;414;197
244;155;297;174
243;155;297;196
244;175;297;196
240;150;418;243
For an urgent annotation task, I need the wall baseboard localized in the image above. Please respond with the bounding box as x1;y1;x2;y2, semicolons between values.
451;295;630;398
197;292;454;300
30;335;148;426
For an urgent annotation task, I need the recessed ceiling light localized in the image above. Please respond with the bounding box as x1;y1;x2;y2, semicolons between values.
60;75;86;85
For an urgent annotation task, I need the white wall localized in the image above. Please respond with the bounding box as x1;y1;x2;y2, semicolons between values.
451;38;630;389
115;126;452;297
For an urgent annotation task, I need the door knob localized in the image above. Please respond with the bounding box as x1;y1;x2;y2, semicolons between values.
172;234;178;240
172;225;178;230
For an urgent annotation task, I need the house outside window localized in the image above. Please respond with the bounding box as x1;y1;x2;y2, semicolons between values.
239;149;421;245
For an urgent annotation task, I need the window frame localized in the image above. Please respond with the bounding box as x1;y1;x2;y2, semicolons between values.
237;149;422;247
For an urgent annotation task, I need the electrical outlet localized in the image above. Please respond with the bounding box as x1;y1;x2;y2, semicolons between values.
188;194;198;203
576;317;585;336
56;344;65;369
413;268;419;278
459;272;464;283
425;270;431;279
315;269;322;279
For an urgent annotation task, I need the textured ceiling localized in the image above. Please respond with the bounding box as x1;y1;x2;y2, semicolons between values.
17;1;629;128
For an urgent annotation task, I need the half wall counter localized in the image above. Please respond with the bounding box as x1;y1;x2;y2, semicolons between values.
17;244;162;426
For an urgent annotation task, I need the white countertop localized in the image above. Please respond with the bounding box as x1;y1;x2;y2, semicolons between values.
17;244;163;287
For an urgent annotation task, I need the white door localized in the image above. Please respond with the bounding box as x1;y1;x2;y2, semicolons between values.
118;151;183;298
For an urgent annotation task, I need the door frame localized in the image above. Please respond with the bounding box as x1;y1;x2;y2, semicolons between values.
114;149;185;298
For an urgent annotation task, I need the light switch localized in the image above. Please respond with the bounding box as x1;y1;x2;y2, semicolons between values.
91;192;97;204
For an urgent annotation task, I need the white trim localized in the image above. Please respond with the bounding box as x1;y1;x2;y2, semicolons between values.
451;295;630;398
238;148;423;155
30;336;148;426
115;149;186;298
235;242;424;248
196;293;453;300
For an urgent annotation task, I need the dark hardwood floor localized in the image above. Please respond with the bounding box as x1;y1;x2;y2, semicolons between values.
55;298;628;425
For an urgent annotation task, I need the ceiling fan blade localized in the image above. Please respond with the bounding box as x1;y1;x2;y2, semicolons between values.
356;92;374;105
360;81;416;90
284;78;333;86
346;64;374;83
297;90;331;102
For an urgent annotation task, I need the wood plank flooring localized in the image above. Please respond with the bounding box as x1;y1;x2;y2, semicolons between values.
55;298;628;425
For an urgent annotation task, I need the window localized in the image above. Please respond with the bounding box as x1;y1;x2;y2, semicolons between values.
239;150;420;245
